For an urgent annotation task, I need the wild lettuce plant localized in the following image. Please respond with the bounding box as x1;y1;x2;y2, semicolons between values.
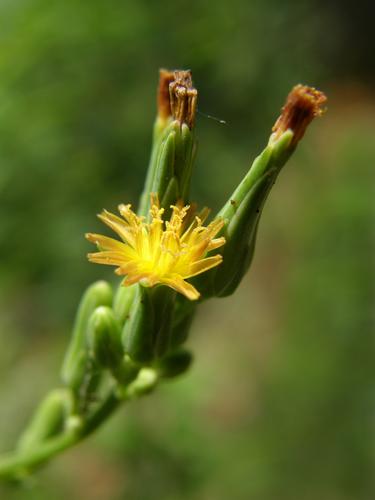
0;69;326;478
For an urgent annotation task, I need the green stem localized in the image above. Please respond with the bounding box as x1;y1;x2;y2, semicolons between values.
0;391;120;479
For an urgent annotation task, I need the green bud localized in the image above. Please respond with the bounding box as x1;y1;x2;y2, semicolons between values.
112;354;140;386
87;306;123;370
17;389;74;452
155;349;193;378
138;70;197;216
194;84;327;298
61;281;113;390
124;368;158;398
139;120;196;216
212;131;293;297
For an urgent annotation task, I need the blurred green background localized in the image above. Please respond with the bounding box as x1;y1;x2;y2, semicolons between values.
0;0;374;499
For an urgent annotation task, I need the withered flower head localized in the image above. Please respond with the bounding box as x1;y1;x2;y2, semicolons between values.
157;69;198;129
157;69;175;122
272;84;327;147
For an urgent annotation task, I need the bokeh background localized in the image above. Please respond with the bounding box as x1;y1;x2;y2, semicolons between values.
0;1;374;499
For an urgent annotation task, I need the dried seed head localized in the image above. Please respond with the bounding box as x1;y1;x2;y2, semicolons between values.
157;69;198;129
169;70;198;129
157;69;175;121
272;85;327;146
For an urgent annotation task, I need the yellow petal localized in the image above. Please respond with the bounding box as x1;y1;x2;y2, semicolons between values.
206;218;225;238
87;250;131;266
118;204;143;228
98;210;136;247
162;275;200;300
207;236;226;252
183;255;223;279
85;233;137;258
114;262;139;275
122;273;151;286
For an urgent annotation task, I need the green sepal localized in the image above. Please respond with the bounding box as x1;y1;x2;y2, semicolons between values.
199;131;294;298
150;130;176;206
122;285;176;363
138;118;174;216
169;294;196;349
173;122;195;201
17;389;74;452
160;176;179;214
151;285;176;358
153;115;174;143
138;120;196;217
122;285;154;363
61;281;113;390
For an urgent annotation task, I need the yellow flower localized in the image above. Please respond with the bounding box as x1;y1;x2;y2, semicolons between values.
86;197;225;300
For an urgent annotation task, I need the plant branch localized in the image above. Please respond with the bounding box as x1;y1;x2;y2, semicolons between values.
0;390;120;480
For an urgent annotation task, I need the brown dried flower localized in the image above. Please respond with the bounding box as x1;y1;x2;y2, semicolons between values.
272;85;327;146
157;69;198;129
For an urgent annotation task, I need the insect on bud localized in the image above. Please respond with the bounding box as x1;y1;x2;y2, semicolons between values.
271;84;327;147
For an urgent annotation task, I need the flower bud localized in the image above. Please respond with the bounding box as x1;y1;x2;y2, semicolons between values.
17;389;74;452
113;355;140;386
138;70;197;216
87;306;123;370
155;348;193;378
124;368;158;398
212;132;293;297
113;283;137;325
61;281;113;390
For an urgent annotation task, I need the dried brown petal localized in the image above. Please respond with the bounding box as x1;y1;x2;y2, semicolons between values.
157;69;175;121
272;85;327;146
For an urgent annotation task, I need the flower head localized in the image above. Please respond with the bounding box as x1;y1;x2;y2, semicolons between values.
271;84;327;146
86;196;225;300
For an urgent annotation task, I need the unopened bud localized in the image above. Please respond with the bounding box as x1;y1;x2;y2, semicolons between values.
138;70;197;216
17;389;74;452
61;281;113;390
87;306;123;369
155;349;193;378
124;368;158;398
113;283;137;325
